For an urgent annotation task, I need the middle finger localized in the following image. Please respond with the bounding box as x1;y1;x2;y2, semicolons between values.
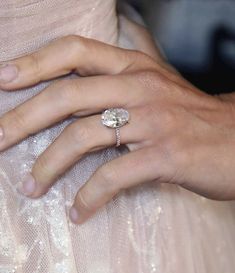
0;75;141;151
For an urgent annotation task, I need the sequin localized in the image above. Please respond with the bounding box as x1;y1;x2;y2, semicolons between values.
1;1;235;273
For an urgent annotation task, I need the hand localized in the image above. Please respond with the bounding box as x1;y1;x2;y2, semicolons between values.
0;34;235;225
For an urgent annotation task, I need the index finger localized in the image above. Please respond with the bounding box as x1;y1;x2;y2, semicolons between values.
0;35;153;91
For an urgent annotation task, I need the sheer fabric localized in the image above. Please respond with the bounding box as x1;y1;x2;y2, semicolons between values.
0;1;235;273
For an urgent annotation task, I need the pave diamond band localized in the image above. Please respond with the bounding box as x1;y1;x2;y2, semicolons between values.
101;108;130;147
115;127;121;147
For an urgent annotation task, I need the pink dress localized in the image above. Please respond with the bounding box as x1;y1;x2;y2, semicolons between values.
0;1;235;272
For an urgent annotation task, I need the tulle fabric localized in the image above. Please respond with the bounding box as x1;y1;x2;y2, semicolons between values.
0;1;235;273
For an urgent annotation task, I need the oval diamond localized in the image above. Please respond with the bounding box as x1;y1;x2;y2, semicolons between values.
101;108;130;128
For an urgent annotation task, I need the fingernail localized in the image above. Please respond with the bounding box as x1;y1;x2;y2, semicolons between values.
0;64;18;83
69;207;80;224
0;127;4;141
19;173;36;196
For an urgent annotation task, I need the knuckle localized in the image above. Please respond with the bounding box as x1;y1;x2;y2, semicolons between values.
76;190;95;213
8;108;29;135
63;35;87;55
63;34;81;44
49;80;79;107
63;34;79;42
96;165;119;194
140;104;160;128
130;50;154;65
141;104;157;119
29;53;42;79
135;69;170;96
66;122;91;148
135;70;158;90
59;80;78;103
34;154;54;181
136;69;157;82
113;49;155;74
143;104;177;132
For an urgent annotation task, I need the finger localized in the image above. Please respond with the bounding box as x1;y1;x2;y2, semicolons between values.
69;147;160;224
0;75;141;152
18;108;143;198
0;35;153;90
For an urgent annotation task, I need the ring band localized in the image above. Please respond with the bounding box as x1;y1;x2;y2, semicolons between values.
115;127;121;147
101;108;130;147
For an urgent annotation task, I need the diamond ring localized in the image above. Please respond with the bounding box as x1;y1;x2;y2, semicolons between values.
101;108;130;147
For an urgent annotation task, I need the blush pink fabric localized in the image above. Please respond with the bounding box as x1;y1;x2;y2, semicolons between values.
0;1;235;273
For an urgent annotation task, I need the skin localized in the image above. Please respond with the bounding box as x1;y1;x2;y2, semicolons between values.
0;20;235;225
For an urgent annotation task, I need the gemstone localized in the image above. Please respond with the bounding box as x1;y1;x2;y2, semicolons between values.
101;108;130;128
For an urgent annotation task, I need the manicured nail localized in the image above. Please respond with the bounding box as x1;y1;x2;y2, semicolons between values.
0;64;18;83
19;173;36;196
0;127;4;141
69;207;80;224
